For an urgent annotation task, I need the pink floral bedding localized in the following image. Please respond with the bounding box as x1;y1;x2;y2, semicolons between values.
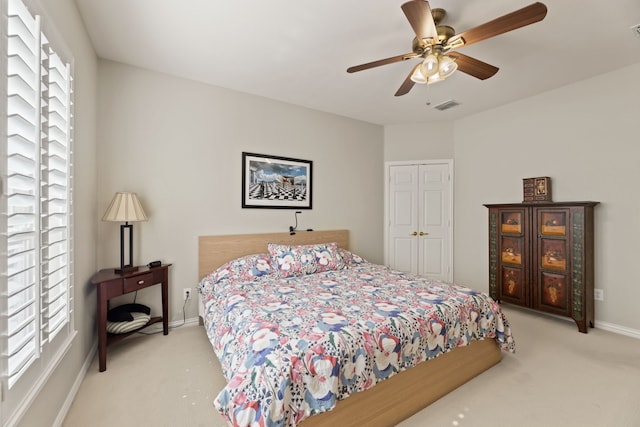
198;254;515;427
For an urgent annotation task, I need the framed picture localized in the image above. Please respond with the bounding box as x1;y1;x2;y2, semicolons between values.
242;152;313;209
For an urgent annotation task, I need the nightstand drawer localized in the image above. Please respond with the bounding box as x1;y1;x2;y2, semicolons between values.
123;272;156;293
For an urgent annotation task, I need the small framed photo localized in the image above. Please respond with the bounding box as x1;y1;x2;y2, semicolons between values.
523;176;552;203
242;152;312;209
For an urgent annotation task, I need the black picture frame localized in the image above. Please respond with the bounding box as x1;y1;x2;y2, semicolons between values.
242;152;313;209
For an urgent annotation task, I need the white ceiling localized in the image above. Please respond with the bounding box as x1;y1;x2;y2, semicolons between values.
74;0;640;125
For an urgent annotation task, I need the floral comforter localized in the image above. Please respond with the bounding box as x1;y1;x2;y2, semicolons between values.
199;256;515;427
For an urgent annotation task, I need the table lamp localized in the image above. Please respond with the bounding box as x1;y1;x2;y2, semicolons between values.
102;192;148;274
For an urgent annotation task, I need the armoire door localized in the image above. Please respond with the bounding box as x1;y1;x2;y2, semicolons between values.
532;206;572;317
490;206;530;306
386;161;452;281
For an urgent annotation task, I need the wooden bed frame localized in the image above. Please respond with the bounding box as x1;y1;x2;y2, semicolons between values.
198;230;502;427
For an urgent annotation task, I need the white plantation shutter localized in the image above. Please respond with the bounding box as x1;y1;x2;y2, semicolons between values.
2;0;74;420
6;0;41;389
40;44;72;345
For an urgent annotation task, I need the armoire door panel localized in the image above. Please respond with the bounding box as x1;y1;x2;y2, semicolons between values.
540;238;567;271
501;266;526;305
501;236;523;266
538;271;569;314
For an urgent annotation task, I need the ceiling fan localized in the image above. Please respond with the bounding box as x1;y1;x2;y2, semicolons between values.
347;1;548;96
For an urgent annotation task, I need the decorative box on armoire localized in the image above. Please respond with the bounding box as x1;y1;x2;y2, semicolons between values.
484;202;599;333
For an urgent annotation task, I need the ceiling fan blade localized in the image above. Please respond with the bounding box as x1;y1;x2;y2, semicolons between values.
395;64;420;96
446;2;547;49
347;52;418;73
401;0;438;43
448;52;499;80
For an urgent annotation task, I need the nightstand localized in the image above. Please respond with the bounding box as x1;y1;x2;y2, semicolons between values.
91;264;171;371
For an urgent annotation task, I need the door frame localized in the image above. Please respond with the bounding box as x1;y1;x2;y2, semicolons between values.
383;159;454;282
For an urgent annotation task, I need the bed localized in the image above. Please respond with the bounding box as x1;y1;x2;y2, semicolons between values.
198;230;515;427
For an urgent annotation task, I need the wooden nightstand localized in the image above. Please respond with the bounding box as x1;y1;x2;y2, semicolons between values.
91;264;171;371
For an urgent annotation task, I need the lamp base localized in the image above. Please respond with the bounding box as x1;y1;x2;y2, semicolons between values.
115;265;139;275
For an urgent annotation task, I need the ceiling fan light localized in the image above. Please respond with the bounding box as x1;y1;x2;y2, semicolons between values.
410;66;427;84
426;73;443;85
438;55;458;79
420;53;439;77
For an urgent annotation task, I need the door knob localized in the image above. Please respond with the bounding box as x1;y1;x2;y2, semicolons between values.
410;231;417;236
419;231;428;236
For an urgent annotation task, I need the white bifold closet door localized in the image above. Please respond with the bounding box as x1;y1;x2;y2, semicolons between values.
386;162;452;282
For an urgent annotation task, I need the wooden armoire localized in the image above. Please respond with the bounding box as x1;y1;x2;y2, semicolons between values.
484;202;599;333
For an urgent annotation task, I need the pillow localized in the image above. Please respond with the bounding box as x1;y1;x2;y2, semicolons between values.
106;312;151;334
268;242;345;278
338;248;368;266
198;253;274;295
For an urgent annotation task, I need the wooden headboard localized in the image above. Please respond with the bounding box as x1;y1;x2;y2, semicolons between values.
198;230;349;279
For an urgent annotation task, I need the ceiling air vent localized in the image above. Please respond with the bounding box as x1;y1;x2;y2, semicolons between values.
433;100;460;111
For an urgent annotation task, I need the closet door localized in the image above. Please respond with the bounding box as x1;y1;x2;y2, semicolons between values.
417;164;451;279
388;165;420;274
387;162;452;281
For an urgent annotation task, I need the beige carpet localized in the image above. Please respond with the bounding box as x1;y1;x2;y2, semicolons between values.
63;306;640;427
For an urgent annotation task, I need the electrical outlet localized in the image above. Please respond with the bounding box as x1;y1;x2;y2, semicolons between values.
183;288;191;301
594;288;604;301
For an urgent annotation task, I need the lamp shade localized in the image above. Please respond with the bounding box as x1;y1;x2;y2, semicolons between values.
420;53;439;77
438;55;458;79
426;73;443;85
102;192;148;222
410;65;427;84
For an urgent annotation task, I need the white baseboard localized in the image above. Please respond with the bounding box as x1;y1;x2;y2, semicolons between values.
504;304;640;339
52;338;98;427
594;320;640;339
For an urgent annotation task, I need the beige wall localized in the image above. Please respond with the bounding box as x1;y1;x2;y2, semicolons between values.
96;60;385;322
453;62;640;333
15;0;99;426
384;122;454;160
384;62;640;334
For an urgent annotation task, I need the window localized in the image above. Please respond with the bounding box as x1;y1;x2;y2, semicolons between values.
2;0;74;423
